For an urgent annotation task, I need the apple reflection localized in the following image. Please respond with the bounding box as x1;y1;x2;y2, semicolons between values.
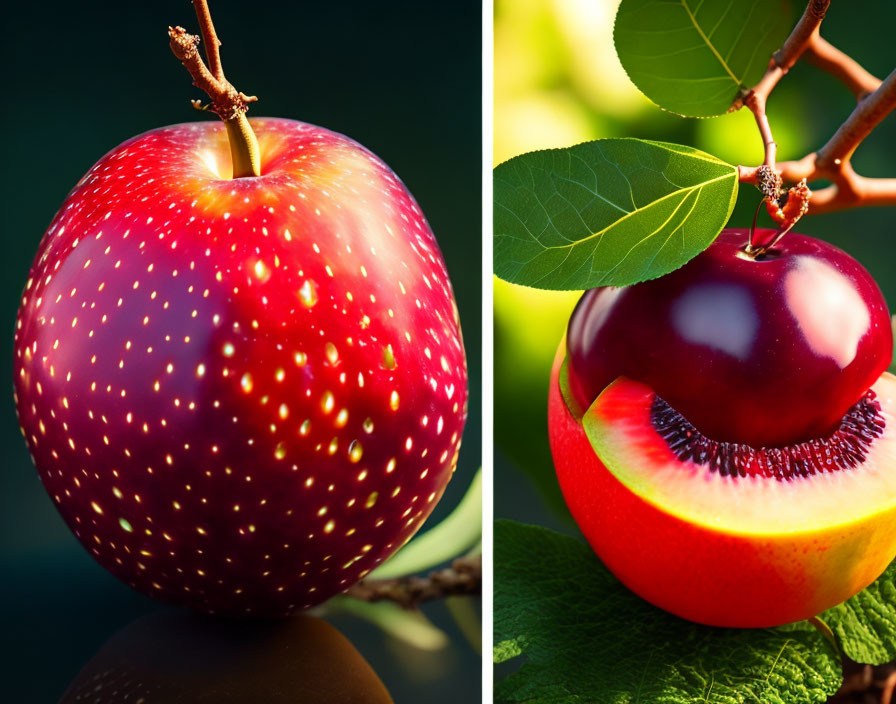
59;608;392;703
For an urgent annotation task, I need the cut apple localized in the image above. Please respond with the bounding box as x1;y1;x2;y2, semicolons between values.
549;345;896;627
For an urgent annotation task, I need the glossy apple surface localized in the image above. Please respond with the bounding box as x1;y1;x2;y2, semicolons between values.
14;118;467;615
567;229;892;447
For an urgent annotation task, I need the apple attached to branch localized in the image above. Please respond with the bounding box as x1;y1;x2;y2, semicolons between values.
13;1;467;617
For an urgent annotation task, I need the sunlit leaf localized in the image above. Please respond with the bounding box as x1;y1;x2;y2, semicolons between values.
494;139;737;290
614;0;791;117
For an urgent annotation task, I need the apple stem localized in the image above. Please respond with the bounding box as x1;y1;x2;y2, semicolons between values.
746;197;764;251
191;0;225;83
224;114;262;179
168;1;261;178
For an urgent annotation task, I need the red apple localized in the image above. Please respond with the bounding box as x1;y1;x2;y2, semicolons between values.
13;117;467;616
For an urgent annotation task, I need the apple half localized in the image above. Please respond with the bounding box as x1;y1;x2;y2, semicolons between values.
549;344;896;627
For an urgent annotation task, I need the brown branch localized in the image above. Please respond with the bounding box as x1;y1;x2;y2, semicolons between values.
168;26;251;121
816;67;896;168
740;0;829;172
809;175;896;214
766;72;896;214
883;671;896;704
192;0;224;83
737;0;896;217
805;35;881;100
748;152;896;216
169;28;225;105
772;0;831;70
168;5;260;178
344;555;481;609
744;91;777;167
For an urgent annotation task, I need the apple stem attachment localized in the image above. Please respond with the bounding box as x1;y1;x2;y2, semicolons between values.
747;197;765;251
168;1;261;179
743;219;799;259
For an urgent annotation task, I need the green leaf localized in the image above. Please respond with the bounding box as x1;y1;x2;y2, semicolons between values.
494;520;842;704
369;469;481;579
822;561;896;666
323;597;450;651
494;139;737;290
614;0;791;117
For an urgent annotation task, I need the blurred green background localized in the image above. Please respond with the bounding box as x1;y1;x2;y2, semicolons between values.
0;1;480;702
494;0;896;533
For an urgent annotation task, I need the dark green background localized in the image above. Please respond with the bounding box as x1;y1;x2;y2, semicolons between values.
0;1;481;702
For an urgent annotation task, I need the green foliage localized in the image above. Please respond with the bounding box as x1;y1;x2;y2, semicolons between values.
821;560;896;666
614;0;791;117
494;520;896;703
494;139;738;290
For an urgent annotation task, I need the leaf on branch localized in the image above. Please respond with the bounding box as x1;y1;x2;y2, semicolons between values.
614;0;791;117
822;561;896;666
494;520;842;704
494;139;737;290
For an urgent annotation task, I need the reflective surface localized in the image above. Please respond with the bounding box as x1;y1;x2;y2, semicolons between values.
4;549;480;703
60;610;393;703
568;229;892;447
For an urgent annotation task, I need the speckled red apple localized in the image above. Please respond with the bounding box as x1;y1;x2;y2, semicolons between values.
13;117;467;616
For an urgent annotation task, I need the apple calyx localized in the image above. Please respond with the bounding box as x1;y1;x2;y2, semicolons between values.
168;0;260;178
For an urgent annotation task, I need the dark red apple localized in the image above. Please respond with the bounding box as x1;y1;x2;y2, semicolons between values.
13;117;467;616
567;229;891;447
